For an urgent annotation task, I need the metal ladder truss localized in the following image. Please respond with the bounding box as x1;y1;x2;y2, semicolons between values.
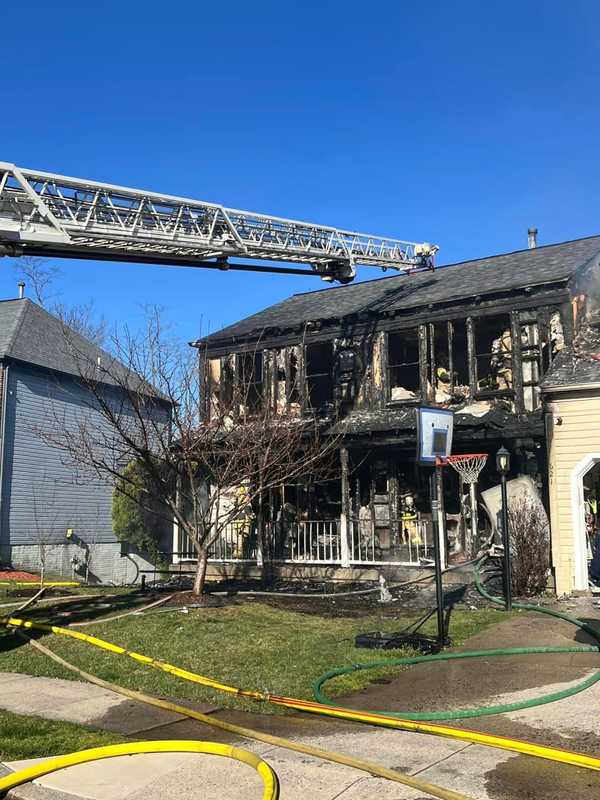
0;162;438;283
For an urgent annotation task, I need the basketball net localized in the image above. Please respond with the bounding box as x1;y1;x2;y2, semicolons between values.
443;454;488;485
436;453;488;558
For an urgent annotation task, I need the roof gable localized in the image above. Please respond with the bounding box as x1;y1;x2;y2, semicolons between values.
0;299;133;387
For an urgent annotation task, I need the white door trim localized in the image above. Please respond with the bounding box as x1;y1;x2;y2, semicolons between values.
570;453;600;591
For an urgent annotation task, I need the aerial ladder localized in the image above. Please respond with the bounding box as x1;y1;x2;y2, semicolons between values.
0;163;438;284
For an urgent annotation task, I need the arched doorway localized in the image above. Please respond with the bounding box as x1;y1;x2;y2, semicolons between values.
571;454;600;590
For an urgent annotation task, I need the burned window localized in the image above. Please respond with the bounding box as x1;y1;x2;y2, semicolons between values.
306;341;334;408
430;323;451;401
549;311;565;358
426;321;470;403
272;347;301;413
221;356;235;410
237;351;263;412
473;315;513;393
520;321;541;411
288;348;300;405
274;349;287;412
388;329;420;401
450;320;470;391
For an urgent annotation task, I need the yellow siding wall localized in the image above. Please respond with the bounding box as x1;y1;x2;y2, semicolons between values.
547;390;600;594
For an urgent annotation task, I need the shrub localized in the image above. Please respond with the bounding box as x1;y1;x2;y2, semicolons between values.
507;493;550;596
112;460;168;566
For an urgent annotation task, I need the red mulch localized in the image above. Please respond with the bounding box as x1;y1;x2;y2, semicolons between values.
0;570;41;582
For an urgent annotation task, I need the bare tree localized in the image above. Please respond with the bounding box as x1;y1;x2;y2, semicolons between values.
39;309;341;595
12;257;107;346
30;478;63;587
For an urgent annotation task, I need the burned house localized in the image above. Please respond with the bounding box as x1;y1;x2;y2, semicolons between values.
188;234;600;590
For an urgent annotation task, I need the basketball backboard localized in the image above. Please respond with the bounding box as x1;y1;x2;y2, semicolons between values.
416;407;454;465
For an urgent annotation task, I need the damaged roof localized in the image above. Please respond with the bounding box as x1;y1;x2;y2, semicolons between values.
542;326;600;389
199;234;600;346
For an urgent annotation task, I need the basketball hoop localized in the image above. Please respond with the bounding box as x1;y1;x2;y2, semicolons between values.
436;453;488;558
440;453;488;485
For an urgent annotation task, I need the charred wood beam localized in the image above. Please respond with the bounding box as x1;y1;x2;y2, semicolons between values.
448;321;454;391
536;308;551;371
379;332;389;409
510;311;525;416
418;324;429;400
466;317;477;398
560;300;574;348
389;459;399;539
428;323;436;398
297;344;306;410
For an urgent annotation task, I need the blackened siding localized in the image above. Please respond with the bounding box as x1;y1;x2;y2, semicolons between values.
1;364;117;548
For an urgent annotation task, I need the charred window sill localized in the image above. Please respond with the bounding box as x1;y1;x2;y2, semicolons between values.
473;389;515;401
386;398;423;408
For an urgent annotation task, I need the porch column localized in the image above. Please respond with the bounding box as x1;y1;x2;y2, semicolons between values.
340;447;351;567
389;458;399;542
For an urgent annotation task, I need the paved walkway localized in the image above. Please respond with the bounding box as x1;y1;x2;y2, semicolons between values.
2;601;600;799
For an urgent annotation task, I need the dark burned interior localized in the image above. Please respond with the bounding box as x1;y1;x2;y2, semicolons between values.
196;237;600;566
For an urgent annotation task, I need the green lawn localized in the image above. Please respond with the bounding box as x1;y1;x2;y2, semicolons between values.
0;599;507;714
0;710;126;761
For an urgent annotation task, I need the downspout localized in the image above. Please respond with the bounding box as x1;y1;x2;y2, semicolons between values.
0;363;10;554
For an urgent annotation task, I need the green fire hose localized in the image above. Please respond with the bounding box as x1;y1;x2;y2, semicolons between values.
313;557;600;721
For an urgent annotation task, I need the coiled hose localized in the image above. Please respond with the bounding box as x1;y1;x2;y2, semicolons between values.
313;556;600;721
0;741;279;799
3;588;600;773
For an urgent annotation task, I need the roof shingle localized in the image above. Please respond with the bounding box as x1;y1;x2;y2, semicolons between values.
199;235;600;345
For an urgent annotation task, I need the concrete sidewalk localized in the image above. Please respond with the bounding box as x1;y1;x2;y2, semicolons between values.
1;604;600;799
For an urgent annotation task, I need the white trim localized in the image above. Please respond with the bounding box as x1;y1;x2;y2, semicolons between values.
544;383;600;393
570;453;600;591
172;517;180;565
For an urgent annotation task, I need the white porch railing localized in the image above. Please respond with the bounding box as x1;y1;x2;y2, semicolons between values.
349;517;431;565
173;521;258;563
173;516;431;567
285;520;341;563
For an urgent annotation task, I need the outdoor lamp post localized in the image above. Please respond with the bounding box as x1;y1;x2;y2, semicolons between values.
496;445;512;611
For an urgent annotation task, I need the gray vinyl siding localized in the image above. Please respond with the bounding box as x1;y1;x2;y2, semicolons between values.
1;364;117;549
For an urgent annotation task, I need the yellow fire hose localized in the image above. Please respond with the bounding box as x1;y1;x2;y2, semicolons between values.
14;630;477;800
3;614;600;776
0;582;79;587
0;740;279;799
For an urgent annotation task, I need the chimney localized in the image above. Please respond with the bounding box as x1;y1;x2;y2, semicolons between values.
528;227;538;249
17;281;25;299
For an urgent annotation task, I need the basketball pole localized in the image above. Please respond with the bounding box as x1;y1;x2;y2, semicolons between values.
430;463;447;652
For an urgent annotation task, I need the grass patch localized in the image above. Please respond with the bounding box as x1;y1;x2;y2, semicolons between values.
0;598;507;714
0;710;126;761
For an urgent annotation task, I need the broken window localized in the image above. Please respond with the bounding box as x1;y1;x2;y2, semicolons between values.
221;355;235;411
450;320;470;392
473;315;513;393
520;321;541;411
388;329;420;401
428;323;452;402
237;351;263;412
549;311;565;358
287;348;301;406
305;341;334;408
271;347;302;413
274;349;287;413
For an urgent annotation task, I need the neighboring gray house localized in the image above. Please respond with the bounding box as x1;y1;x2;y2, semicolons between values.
0;297;165;584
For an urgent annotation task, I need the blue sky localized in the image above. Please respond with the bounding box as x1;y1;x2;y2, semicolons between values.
1;1;599;341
